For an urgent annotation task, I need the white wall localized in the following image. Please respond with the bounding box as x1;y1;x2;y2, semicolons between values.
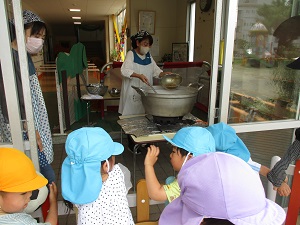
127;0;185;62
127;0;215;63
194;0;215;62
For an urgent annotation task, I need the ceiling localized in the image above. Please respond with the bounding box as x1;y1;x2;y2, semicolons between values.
22;0;126;25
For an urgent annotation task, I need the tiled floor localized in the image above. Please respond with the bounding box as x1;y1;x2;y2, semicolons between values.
38;70;300;224
53;129;174;224
38;70;182;224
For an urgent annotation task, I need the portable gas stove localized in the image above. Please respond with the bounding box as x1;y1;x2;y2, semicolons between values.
117;113;207;137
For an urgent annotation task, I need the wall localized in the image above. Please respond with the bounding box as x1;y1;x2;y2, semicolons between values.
127;0;187;62
126;0;215;63
194;0;215;62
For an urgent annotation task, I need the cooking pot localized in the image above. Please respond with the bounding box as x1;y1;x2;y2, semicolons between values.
132;83;203;117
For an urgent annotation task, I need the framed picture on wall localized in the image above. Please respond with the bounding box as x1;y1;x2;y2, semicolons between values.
138;11;156;34
172;43;188;62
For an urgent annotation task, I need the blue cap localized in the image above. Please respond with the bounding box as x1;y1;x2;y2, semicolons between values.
206;122;251;162
163;127;215;156
61;127;124;204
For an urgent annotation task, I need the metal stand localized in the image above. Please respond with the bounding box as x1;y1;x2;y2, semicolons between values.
132;143;140;192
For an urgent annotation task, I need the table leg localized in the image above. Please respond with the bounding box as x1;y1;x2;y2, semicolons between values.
86;101;90;125
133;143;140;192
100;99;104;119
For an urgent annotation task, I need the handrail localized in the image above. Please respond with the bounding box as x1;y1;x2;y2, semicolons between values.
99;60;212;82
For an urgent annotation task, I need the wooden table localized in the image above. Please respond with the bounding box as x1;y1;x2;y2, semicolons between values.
118;114;176;191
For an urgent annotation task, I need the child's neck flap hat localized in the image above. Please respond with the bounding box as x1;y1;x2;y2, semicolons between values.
0;148;47;192
61;127;124;204
206;122;250;162
163;127;215;156
159;152;286;225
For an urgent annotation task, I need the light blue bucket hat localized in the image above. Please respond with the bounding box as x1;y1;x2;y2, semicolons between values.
61;127;124;204
163;127;215;156
206;122;251;162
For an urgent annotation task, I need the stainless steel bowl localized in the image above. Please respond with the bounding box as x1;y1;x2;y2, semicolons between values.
86;83;108;96
109;88;121;97
160;73;183;90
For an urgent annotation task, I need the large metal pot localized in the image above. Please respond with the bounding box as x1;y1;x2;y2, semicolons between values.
132;84;203;117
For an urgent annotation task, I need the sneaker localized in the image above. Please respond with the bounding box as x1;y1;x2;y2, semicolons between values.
127;147;141;155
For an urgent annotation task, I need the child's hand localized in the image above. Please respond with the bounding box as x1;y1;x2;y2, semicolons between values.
48;182;58;204
273;182;291;196
144;145;160;167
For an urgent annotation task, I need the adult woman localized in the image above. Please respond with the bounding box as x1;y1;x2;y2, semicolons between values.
118;30;171;116
0;10;55;184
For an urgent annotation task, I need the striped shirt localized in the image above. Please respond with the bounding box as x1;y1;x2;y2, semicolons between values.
267;140;300;187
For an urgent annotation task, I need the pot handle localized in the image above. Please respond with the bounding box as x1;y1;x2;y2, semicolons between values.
131;85;147;96
187;83;204;91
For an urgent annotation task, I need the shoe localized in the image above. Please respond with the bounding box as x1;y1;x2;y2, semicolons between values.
127;147;141;155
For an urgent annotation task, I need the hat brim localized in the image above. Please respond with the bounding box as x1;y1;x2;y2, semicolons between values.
163;135;184;149
4;173;47;193
159;197;286;225
111;142;124;156
229;198;286;225
159;197;204;225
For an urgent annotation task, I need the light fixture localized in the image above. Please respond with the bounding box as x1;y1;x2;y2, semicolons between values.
69;8;81;12
74;22;81;24
72;16;81;19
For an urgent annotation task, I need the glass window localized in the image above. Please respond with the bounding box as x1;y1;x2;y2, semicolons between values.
0;0;14;145
229;0;300;123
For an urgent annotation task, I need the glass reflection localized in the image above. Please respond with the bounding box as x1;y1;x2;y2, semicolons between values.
229;0;300;123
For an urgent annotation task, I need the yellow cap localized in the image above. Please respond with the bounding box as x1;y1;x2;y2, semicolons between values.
0;148;47;192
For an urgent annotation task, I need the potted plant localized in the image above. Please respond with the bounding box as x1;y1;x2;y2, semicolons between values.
270;61;298;117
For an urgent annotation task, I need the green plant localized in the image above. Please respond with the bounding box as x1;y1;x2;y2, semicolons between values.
270;61;297;102
110;49;118;61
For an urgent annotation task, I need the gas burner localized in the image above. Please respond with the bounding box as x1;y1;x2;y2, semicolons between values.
152;116;183;125
152;116;196;126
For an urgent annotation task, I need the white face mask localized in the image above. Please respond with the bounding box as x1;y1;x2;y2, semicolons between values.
181;152;191;168
26;37;44;54
105;159;110;173
140;46;150;55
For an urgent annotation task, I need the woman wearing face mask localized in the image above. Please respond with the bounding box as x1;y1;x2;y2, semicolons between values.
118;30;172;116
0;10;55;184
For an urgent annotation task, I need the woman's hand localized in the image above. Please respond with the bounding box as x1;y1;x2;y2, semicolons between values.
36;130;43;152
138;74;150;84
131;73;150;84
159;71;172;78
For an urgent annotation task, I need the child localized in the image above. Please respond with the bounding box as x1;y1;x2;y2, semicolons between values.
267;127;300;196
206;122;270;176
144;126;215;203
0;147;57;225
159;152;286;225
61;127;134;225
